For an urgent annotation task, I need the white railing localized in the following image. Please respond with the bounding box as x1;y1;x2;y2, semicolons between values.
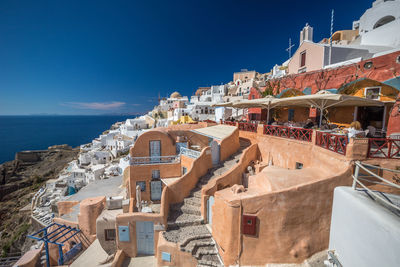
180;147;201;159
352;161;400;212
130;155;180;165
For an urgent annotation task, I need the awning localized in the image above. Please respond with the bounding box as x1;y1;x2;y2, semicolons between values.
275;90;384;125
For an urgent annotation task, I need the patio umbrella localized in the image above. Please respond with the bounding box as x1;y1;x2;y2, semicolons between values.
232;95;280;122
275;90;384;126
136;185;142;212
212;101;237;107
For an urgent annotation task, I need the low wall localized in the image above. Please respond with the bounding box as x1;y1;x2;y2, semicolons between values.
128;161;181;201
219;128;240;162
213;166;352;266
57;201;79;216
200;144;259;219
167;147;212;204
156;233;197;267
116;147;212;258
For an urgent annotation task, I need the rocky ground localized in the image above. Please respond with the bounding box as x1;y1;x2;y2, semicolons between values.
0;145;79;257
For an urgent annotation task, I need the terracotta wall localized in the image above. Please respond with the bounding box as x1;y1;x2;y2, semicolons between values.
387;98;400;135
116;147;212;258
167;147;212;204
181;155;195;173
128;162;181;201
276;107;310;123
213;169;351;265
57;201;79;216
156;232;198;267
219;128;240;162
130;130;176;157
201;144;259;220
77;196;106;239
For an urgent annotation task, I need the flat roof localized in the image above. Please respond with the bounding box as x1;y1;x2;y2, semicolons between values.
191;125;236;140
161;177;180;186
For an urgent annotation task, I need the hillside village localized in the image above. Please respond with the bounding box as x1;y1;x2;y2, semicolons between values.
3;1;400;267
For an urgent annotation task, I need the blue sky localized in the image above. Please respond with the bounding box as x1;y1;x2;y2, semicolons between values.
0;0;371;115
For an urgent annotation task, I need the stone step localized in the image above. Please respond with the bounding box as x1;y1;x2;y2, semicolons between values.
184;196;201;206
191;190;202;198
194;246;218;259
181;204;201;216
167;216;204;230
181;238;215;254
179;231;213;247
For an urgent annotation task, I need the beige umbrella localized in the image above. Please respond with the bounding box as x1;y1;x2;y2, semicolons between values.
232;95;280;122
212;101;237;107
136;185;142;212
275;90;384;126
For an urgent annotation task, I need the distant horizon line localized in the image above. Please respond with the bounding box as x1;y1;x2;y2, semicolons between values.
0;113;145;116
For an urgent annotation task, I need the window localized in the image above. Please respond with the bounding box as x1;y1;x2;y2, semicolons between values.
288;109;295;121
365;87;381;100
182;167;187;175
364;61;373;70
136;181;146;192
152;170;160;179
105;229;116;241
296;162;303;169
300;51;306;67
251;95;255;99
396;55;400;64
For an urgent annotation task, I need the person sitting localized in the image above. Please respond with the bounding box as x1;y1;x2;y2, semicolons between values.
320;119;330;130
350;121;362;130
303;119;314;129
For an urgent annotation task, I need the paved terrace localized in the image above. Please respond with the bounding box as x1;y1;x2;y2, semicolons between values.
61;176;123;221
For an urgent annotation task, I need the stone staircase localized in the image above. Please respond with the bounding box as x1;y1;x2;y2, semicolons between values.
163;140;249;267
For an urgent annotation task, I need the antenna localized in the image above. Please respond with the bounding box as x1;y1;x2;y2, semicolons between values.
328;9;334;65
286;38;295;59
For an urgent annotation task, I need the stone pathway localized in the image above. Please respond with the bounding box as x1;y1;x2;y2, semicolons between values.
163;140;249;267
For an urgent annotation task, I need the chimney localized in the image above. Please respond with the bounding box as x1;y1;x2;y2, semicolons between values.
300;23;313;44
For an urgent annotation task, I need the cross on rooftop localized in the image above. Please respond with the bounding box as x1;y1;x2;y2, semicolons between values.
286;38;295;59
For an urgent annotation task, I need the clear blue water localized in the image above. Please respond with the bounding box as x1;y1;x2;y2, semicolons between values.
0;115;133;164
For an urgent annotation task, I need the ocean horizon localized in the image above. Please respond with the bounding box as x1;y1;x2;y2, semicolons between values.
0;115;135;164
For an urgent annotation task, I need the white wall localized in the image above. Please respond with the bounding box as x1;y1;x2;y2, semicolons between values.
329;187;400;267
361;19;400;47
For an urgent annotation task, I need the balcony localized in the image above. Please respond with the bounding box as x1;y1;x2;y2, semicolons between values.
180;147;201;159
130;155;180;165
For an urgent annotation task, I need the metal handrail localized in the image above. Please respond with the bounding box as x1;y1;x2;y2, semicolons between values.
130;155;180;165
352;161;400;212
180;147;201;158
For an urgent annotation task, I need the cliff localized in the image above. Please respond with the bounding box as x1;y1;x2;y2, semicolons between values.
0;145;79;257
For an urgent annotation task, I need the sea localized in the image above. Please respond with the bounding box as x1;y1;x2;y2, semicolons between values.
0;115;134;164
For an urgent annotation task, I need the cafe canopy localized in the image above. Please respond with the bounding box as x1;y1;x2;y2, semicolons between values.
268;90;384;126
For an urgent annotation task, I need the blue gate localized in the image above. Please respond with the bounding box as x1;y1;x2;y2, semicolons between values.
136;221;154;255
207;196;215;225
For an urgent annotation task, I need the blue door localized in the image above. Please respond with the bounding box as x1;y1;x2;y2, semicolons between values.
136;221;154;255
150;181;162;201
207;196;214;225
210;141;220;166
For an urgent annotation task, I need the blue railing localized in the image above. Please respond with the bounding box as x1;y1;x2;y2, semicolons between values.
130;155;180;165
180;147;201;158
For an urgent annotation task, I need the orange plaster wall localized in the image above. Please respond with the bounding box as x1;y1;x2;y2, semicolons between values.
387;98;400;135
130;130;176;157
213;168;352;266
200;144;259;220
57;201;79;216
77;196;106;238
181;155;194;172
167;147;212;204
156;233;198;267
276;107;310;123
128;162;181;201
219;128;240;162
